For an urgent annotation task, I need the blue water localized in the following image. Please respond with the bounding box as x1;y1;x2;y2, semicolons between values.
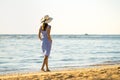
0;34;120;74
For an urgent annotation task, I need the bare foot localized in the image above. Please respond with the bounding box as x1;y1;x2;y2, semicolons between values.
46;69;51;72
41;69;45;72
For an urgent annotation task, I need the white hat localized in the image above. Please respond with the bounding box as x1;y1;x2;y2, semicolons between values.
41;15;53;23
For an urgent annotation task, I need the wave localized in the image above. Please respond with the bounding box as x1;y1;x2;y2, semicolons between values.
52;35;120;40
0;34;37;39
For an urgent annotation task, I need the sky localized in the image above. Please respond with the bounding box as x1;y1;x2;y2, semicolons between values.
0;0;120;34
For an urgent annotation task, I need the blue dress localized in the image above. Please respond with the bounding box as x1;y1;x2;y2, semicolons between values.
40;25;52;56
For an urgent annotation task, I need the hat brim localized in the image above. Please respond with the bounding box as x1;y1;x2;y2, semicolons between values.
41;17;53;23
44;17;53;23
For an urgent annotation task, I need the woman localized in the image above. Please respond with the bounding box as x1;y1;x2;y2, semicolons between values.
38;15;53;72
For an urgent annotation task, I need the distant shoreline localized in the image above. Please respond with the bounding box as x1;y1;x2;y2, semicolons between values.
0;34;120;35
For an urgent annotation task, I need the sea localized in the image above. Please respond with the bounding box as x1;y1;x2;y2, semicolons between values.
0;34;120;74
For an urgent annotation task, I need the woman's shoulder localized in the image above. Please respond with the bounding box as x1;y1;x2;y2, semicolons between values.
39;25;42;29
48;25;51;29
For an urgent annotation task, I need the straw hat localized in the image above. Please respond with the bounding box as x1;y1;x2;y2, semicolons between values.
41;15;53;23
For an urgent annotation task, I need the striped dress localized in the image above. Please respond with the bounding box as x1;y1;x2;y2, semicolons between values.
40;25;52;56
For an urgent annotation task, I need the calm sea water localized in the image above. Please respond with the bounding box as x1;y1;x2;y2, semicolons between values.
0;34;120;74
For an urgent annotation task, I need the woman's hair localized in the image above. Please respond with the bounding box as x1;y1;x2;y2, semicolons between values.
42;23;48;31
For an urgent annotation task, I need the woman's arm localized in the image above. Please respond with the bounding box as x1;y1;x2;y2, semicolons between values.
47;26;52;41
38;27;42;40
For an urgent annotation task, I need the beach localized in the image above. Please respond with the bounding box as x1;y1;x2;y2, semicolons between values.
0;35;120;80
0;65;120;80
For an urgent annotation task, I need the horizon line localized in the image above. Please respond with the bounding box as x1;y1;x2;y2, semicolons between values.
0;33;120;35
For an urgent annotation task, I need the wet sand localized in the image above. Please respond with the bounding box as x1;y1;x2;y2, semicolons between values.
0;65;120;80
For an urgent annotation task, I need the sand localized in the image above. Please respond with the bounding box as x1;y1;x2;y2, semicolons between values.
0;65;120;80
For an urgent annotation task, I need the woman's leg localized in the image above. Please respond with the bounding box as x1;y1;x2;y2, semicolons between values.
41;55;48;71
45;43;51;71
46;56;50;71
